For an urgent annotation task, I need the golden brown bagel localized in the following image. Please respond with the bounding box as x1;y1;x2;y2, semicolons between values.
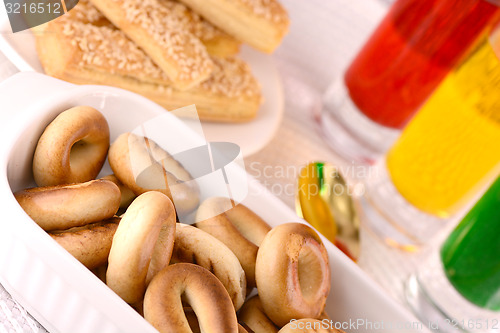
106;191;176;304
238;295;279;333
145;215;178;286
256;223;331;327
278;319;344;333
33;106;109;186
50;217;119;269
144;263;239;333
196;197;272;289
101;174;136;209
170;223;246;310
108;132;199;215
14;179;120;231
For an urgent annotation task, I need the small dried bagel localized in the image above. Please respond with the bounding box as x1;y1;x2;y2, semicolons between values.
196;197;271;289
14;179;120;231
33;106;109;186
256;223;331;327
50;217;120;269
106;191;176;304
108;132;199;215
170;223;246;310
144;263;239;333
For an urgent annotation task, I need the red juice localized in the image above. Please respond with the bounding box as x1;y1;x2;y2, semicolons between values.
344;0;500;129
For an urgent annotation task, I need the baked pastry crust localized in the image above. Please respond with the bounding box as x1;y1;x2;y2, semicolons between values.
61;0;241;58
177;0;290;53
33;3;262;122
159;0;241;57
87;0;213;90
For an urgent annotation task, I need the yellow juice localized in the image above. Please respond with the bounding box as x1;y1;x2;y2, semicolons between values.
386;31;500;217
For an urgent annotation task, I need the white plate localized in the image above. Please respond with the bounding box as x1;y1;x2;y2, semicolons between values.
0;7;284;157
0;72;426;333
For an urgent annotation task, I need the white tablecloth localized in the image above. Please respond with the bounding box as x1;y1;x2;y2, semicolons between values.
0;0;437;331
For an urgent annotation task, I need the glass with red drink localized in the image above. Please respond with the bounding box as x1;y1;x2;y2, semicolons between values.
319;0;500;164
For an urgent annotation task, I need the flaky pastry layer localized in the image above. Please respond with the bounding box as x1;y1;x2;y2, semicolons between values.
177;0;289;53
34;9;262;122
88;0;213;90
67;0;240;58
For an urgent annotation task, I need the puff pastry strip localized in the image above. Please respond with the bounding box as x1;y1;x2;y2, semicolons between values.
88;0;213;90
34;17;261;122
159;0;241;57
68;0;241;58
176;0;290;53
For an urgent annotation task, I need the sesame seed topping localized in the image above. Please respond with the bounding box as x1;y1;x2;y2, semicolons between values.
200;56;261;98
159;0;232;43
53;2;261;100
107;0;213;83
59;18;170;82
238;0;289;26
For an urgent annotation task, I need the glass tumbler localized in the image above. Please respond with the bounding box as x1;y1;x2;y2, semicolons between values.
359;21;500;250
405;177;500;333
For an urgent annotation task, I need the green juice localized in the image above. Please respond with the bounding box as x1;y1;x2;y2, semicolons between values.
441;177;500;311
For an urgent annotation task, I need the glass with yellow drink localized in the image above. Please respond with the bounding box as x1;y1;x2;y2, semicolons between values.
360;22;500;249
387;30;500;217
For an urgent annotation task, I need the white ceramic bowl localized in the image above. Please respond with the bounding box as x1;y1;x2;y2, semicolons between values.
0;72;425;333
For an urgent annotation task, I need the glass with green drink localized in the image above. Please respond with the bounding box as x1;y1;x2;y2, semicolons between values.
405;177;500;332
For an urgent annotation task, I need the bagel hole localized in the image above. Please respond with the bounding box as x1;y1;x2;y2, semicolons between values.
183;306;201;333
70;140;99;170
298;244;325;300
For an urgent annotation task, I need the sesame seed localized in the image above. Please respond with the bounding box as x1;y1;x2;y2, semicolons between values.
50;0;261;100
111;0;212;82
238;0;289;26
